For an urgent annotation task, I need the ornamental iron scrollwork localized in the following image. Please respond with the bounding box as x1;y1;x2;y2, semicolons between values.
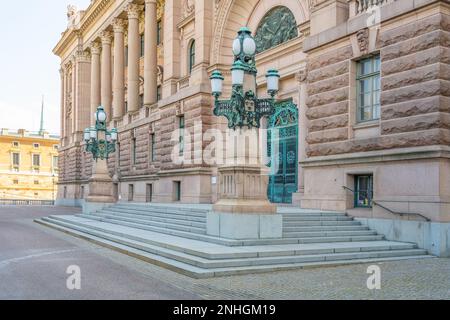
254;6;298;54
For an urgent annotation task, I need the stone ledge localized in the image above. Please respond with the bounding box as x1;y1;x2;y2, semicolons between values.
301;145;450;167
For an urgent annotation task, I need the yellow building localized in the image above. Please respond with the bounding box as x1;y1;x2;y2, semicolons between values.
0;128;59;201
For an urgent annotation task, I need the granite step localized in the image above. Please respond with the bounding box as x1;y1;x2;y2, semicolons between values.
75;213;385;246
84;213;206;234
102;208;207;223
283;230;378;238
95;210;207;228
283;221;362;227
35;216;431;278
283;216;355;222
283;225;369;232
113;204;208;216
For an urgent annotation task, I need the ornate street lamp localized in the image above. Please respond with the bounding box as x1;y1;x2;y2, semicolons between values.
84;106;117;161
210;27;280;129
207;27;281;241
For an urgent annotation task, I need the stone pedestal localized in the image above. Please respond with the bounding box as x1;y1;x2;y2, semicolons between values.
212;165;276;214
207;128;281;239
83;159;115;214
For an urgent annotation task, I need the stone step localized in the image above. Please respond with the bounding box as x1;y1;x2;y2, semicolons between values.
97;210;207;227
283;225;369;232
283;230;378;238
283;216;354;222
113;204;208;216
102;208;206;222
35;217;431;278
40;216;417;260
283;221;362;227
79;213;207;235
281;212;348;217
73;213;385;246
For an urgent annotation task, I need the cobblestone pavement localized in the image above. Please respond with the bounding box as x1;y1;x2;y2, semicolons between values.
1;206;449;300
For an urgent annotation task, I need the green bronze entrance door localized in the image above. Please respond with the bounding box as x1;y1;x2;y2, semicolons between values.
267;101;298;204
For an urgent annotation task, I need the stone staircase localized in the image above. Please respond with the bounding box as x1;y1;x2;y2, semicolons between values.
35;203;432;278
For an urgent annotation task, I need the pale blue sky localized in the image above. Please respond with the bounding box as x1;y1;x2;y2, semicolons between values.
0;0;91;135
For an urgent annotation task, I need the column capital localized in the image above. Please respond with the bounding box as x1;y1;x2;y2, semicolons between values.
126;3;143;19
112;18;127;33
75;50;91;63
90;41;101;55
100;31;113;45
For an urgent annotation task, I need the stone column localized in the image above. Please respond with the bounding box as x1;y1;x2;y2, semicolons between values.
59;68;66;145
126;4;142;114
100;31;113;120
90;42;101;125
112;18;126;120
74;50;92;137
144;0;158;106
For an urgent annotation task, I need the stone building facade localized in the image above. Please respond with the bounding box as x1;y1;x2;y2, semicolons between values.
55;0;450;255
0;129;59;201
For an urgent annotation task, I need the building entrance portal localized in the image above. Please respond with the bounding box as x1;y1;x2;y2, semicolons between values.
268;101;298;204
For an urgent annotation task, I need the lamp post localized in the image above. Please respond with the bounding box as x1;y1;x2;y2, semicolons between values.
207;27;282;240
82;106;118;213
210;27;280;130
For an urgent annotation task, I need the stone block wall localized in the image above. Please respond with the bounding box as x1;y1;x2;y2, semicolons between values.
306;9;450;158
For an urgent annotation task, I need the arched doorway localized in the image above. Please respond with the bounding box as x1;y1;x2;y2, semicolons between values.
267;100;298;204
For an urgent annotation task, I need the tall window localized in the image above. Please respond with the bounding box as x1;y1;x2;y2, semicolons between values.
189;40;195;74
157;20;162;45
32;154;41;167
132;136;137;166
179;116;185;156
53;156;59;173
355;175;373;208
140;34;145;57
157;86;162;101
12;153;20;167
357;55;381;122
151;134;156;162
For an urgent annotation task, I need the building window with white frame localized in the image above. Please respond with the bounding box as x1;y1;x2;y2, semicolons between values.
12;152;20;172
33;143;40;149
52;156;59;174
32;154;41;173
356;55;381;123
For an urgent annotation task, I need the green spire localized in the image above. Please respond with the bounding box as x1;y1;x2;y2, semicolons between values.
39;95;45;135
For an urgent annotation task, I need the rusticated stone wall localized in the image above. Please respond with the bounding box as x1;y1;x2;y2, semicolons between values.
58;146;82;183
306;12;450;158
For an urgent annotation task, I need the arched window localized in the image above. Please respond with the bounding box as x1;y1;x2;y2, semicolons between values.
254;6;298;54
189;40;196;74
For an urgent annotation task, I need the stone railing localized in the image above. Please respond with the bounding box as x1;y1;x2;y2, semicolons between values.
349;0;396;17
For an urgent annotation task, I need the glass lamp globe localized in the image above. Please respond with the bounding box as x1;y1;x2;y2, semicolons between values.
266;69;280;93
96;107;107;122
89;126;97;140
210;70;224;96
232;38;241;56
243;37;256;56
110;128;118;141
231;60;246;86
84;129;90;142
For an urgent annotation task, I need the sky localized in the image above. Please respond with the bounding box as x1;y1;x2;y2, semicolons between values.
0;0;91;135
